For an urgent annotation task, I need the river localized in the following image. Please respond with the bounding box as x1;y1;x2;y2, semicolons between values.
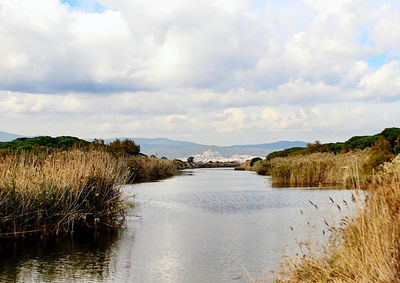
0;168;355;282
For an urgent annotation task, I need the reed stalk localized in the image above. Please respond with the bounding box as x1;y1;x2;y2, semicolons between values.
126;155;178;183
0;150;130;238
277;155;400;282
258;151;370;188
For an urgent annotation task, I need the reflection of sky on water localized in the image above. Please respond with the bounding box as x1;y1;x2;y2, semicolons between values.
0;169;356;283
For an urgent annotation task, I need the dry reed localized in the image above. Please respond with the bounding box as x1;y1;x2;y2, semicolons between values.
126;155;178;183
260;151;370;188
0;150;130;238
277;155;400;282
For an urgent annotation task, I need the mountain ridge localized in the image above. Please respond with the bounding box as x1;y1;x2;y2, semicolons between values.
0;131;23;142
104;137;308;159
0;131;308;160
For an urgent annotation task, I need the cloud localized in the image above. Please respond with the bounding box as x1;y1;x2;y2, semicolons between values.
357;61;400;100
1;0;400;144
1;0;400;94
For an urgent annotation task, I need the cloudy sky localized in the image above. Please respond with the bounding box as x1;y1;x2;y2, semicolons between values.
0;0;399;145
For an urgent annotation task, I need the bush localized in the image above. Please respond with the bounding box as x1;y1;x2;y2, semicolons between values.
304;141;329;154
344;135;379;150
0;136;89;152
362;136;394;174
250;157;262;167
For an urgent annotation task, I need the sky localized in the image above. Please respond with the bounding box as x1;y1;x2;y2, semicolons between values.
0;0;400;145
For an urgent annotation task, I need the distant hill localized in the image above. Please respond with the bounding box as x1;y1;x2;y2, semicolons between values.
0;131;23;142
0;131;308;160
105;137;308;159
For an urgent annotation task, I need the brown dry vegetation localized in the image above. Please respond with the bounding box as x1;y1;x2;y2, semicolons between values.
0;150;179;238
239;158;263;172
257;150;370;188
127;155;178;183
0;150;130;238
275;155;400;282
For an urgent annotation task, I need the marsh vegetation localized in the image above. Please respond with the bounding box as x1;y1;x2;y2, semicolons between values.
0;150;129;238
276;156;400;282
254;127;400;189
0;137;179;238
243;127;400;282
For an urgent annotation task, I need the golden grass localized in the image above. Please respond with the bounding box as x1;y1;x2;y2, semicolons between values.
258;151;370;188
126;155;178;183
276;155;400;282
0;150;130;238
240;159;263;171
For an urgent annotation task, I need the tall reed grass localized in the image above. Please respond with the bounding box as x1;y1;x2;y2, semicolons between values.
277;155;400;282
258;151;370;188
0;150;130;238
126;155;178;183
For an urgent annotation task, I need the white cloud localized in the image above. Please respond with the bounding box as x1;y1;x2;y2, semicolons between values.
357;61;400;99
1;0;400;143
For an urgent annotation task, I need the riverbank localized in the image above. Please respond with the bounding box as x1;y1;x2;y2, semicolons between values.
0;149;179;238
277;155;400;282
127;155;178;183
0;150;129;238
255;150;370;188
250;127;399;188
173;159;240;170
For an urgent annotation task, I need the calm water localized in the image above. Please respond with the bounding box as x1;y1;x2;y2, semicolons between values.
0;168;355;283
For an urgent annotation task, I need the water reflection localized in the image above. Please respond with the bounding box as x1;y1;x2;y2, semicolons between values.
0;230;123;283
0;169;355;283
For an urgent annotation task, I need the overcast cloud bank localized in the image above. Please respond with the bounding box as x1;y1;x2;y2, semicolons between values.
0;0;399;144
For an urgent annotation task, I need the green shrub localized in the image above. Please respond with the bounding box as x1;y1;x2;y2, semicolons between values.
363;136;394;174
0;136;89;152
344;135;379;150
250;157;262;167
107;139;140;157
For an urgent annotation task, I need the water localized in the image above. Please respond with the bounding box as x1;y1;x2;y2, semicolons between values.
0;168;356;282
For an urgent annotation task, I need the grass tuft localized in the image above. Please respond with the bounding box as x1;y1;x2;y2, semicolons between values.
0;150;130;238
257;151;370;188
277;155;400;282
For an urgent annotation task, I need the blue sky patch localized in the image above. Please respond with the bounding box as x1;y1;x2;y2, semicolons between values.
366;52;388;70
60;0;107;13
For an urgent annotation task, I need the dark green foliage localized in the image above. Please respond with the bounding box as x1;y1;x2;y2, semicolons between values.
0;137;142;158
250;157;262;167
344;135;379;150
266;127;400;160
0;136;89;151
380;128;400;154
380;127;400;142
326;142;344;153
187;156;194;163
